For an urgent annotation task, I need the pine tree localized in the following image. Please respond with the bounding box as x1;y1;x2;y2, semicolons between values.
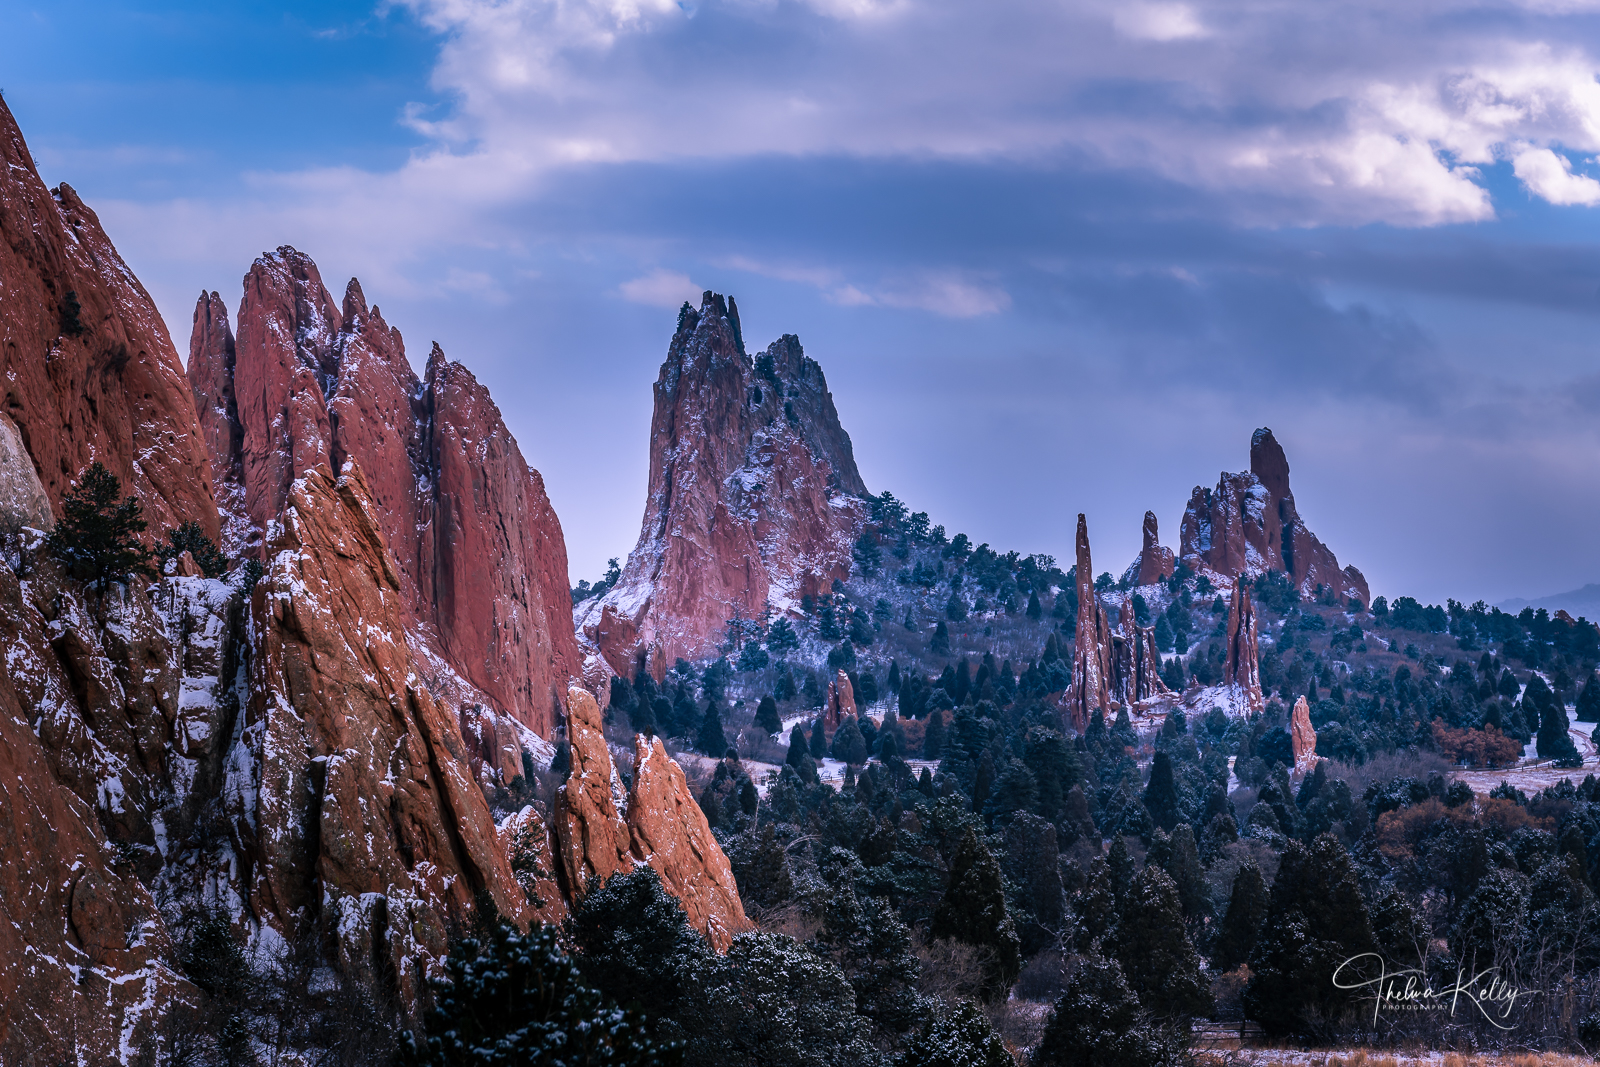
1033;955;1182;1067
895;1001;1012;1067
1244;834;1377;1039
946;593;968;622
766;616;799;656
697;701;730;756
46;462;154;591
888;660;902;692
852;530;882;578
923;708;946;759
931;620;951;656
1107;835;1136;908
1142;752;1182;832
156;520;228;578
756;695;782;735
931;828;1021;999
1212;861;1267;971
1532;674;1581;764
904;604;917;631
1579;671;1600;724
831;717;868;765
630;693;659;737
809;717;828;759
404;921;673;1066
1026;589;1043;620
1114;865;1212;1020
983;758;1039;824
785;726;810;770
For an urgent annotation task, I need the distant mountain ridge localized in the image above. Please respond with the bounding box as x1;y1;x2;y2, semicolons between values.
1499;582;1600;619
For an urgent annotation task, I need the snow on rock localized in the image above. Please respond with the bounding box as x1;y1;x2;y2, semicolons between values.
576;295;867;678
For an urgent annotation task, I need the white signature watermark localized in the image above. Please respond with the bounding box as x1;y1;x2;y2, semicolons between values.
1332;954;1533;1029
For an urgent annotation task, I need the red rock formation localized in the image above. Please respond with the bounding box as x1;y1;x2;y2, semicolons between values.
1066;515;1114;732
554;687;749;948
1179;428;1368;605
1121;510;1175;587
627;735;750;951
1223;577;1265;712
825;669;858;732
1110;594;1170;706
554;687;635;895
191;251;581;736
578;295;867;675
1290;695;1318;773
247;465;534;1002
0;98;218;538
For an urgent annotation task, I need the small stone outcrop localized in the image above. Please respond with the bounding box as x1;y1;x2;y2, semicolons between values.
1179;428;1368;605
0;412;53;532
1121;510;1175;587
577;294;867;675
825;669;858;732
1223;577;1265;712
1291;695;1318;773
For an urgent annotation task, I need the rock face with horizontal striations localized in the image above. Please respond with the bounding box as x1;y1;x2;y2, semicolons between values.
577;293;867;676
1223;577;1265;712
1179;428;1368;606
189;251;581;736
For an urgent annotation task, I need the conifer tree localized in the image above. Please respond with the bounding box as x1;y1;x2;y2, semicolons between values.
831;717;868;765
1212;861;1267;971
931;620;951;656
696;701;729;756
1142;752;1182;832
1033;956;1181;1067
785;726;810;770
1579;671;1600;724
1114;865;1212;1020
1073;858;1118;952
755;694;782;735
1244;834;1377;1038
1532;674;1581;764
1026;589;1043;620
887;660;902;692
46;462;155;591
932;828;1021;998
896;1002;1012;1067
984;758;1039;824
809;717;828;759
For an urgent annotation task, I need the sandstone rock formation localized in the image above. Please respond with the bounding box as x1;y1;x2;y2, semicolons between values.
627;734;748;951
554;688;749;949
577;294;867;675
1223;577;1265;712
1121;510;1175;588
0;98;218;539
1066;515;1114;732
1112;593;1170;707
1179;428;1368;605
1291;695;1318;773
188;252;581;736
825;669;858;732
0;412;53;532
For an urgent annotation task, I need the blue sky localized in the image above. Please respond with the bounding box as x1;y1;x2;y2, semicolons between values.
6;0;1600;606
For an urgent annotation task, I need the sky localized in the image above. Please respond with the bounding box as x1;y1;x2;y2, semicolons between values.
4;0;1600;607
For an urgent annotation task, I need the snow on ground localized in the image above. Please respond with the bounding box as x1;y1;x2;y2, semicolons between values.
1452;704;1598;795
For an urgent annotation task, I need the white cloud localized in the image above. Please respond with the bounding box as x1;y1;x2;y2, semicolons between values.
1112;2;1208;41
721;256;1009;317
1511;143;1600;204
619;268;703;307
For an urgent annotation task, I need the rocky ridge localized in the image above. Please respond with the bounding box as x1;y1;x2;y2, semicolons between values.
577;292;867;679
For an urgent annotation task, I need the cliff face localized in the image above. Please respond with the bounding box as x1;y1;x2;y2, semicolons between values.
0;99;218;537
188;250;581;736
578;293;868;676
1179;428;1369;605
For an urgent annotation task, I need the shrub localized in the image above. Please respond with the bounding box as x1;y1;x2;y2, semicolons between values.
156;520;228;578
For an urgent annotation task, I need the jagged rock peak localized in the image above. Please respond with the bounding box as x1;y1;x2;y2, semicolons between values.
578;292;868;676
0;95;218;539
1179;426;1369;606
196;246;581;734
1066;514;1112;732
1122;509;1175;587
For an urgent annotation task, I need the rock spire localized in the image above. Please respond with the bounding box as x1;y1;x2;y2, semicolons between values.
1066;515;1113;732
1121;510;1176;587
1179;428;1368;605
1223;577;1265;712
577;292;867;677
